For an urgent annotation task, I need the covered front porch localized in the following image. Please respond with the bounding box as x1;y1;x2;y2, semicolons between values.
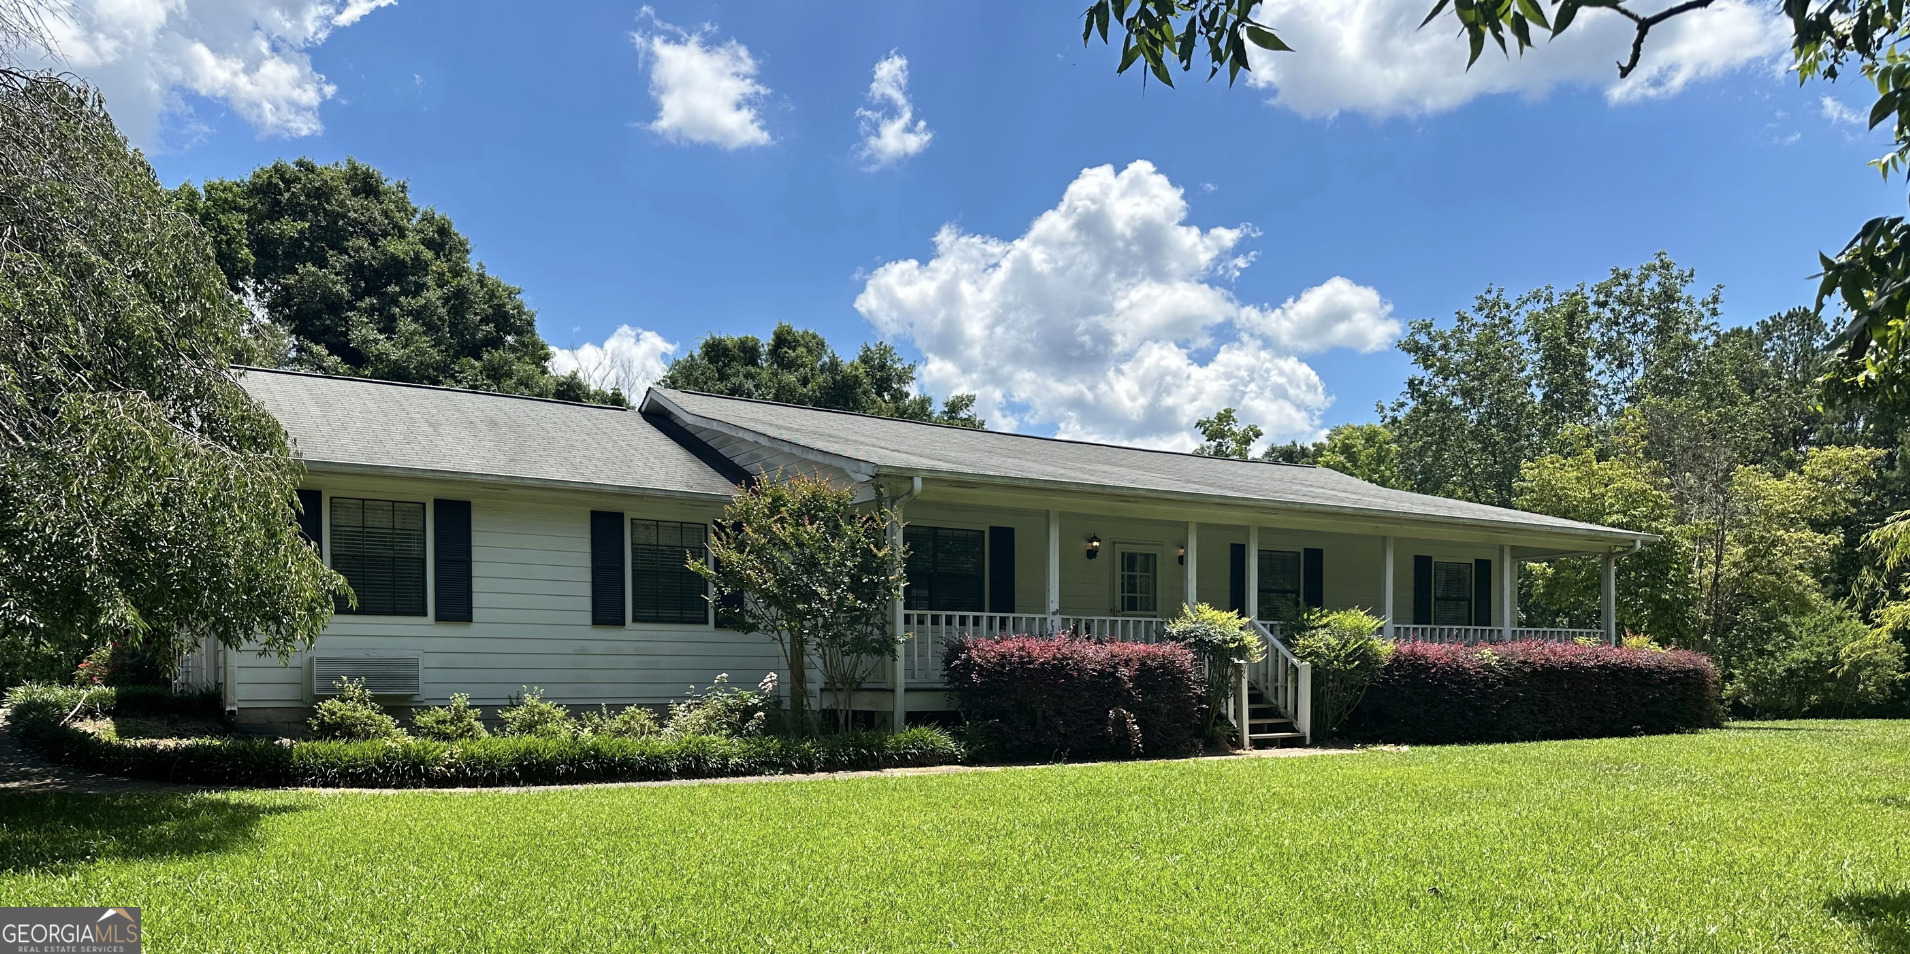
867;490;1631;743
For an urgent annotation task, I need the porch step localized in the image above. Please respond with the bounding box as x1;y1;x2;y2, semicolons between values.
1249;731;1307;744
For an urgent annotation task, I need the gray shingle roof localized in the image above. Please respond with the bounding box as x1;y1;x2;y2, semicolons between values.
240;369;742;498
647;387;1651;544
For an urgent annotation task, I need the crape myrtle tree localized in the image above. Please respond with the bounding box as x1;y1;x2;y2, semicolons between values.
0;70;347;686
692;473;908;733
1084;0;1910;418
171;158;620;405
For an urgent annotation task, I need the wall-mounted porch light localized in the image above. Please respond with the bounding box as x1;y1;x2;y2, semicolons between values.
1178;544;1187;565
1086;534;1101;560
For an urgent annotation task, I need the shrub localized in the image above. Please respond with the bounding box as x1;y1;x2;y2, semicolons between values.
1728;606;1905;717
1343;640;1719;744
579;704;661;738
1163;603;1263;738
73;641;173;688
665;673;778;738
1288;609;1392;738
411;693;489;742
498;687;576;738
5;683;962;788
308;678;405;741
943;635;1201;761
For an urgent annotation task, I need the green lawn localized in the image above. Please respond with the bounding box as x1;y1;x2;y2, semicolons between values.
4;722;1909;952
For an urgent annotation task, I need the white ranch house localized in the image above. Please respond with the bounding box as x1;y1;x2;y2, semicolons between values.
187;369;1657;744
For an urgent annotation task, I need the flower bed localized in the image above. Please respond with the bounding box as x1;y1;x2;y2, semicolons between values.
1342;640;1720;744
4;684;963;788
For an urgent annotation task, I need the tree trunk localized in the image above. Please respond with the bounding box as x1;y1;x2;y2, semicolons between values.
786;632;811;733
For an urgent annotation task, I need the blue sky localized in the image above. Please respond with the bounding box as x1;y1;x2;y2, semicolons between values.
47;0;1901;450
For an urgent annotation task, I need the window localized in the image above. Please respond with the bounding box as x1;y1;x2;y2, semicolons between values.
1434;561;1473;626
1258;549;1303;619
1117;548;1158;615
631;519;709;624
331;498;427;616
905;526;985;611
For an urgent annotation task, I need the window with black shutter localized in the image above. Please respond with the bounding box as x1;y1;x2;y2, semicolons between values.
904;526;985;612
589;511;625;626
1434;561;1474;626
1258;549;1303;619
631;519;710;624
331;498;427;616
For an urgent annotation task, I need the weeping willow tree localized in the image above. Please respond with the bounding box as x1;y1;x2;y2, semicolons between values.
0;70;346;686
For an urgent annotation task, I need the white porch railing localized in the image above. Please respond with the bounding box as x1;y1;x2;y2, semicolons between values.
1247;620;1311;745
172;636;223;694
890;612;1171;687
1391;625;1603;644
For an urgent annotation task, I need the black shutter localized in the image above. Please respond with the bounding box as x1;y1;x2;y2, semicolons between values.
1228;543;1247;616
295;489;323;556
713;520;745;630
590;510;625;626
987;526;1016;614
1474;558;1493;627
1302;547;1324;609
1412;555;1433;625
434;499;472;622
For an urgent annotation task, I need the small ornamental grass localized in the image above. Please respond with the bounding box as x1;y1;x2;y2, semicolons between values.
1344;639;1720;744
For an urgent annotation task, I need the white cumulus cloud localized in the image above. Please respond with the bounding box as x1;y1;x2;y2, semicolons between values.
855;50;932;168
35;0;394;147
633;9;772;150
1243;0;1788;119
854;160;1398;451
549;326;678;397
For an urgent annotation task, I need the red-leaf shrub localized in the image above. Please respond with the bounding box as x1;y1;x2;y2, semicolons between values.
943;635;1202;761
1342;640;1720;745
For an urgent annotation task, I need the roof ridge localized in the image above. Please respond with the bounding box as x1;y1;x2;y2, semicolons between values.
652;387;1323;470
234;366;630;411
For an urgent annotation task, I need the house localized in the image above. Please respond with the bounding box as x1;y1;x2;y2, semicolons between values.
191;368;1657;740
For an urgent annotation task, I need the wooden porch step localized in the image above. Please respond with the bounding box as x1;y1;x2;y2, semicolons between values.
1249;731;1307;742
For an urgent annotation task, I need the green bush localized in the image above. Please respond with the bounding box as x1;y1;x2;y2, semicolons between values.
308;678;405;741
1289;609;1392;738
5;683;963;788
1728;606;1906;717
411;693;489;742
73;641;174;688
498;687;577;738
579;704;661;738
1162;603;1264;737
666;674;778;738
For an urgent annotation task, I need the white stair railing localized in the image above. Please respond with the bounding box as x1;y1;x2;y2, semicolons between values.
1248;620;1311;745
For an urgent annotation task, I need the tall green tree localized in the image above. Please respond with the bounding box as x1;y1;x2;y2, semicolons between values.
658;322;982;427
1193;407;1262;458
171;158;617;404
0;71;345;685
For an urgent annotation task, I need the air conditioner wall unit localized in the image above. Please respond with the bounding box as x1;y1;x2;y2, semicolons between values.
311;654;421;698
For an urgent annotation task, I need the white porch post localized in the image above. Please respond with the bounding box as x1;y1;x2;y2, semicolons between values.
1381;535;1396;640
1601;550;1618;646
1047;509;1062;634
1245;525;1260;623
890;498;908;732
1499;543;1514;642
1184;521;1199;609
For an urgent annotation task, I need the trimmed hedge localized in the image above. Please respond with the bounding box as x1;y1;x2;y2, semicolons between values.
4;684;964;788
943;635;1202;761
1342;641;1720;745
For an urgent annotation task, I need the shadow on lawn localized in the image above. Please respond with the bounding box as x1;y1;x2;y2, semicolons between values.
0;792;303;874
1829;891;1910;953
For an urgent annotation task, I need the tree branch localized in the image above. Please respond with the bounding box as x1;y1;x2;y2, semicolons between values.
1611;0;1720;79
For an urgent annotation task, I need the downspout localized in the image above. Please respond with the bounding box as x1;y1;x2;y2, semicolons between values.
890;476;922;732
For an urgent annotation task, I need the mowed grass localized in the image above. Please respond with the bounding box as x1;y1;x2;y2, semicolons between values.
4;723;1910;952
